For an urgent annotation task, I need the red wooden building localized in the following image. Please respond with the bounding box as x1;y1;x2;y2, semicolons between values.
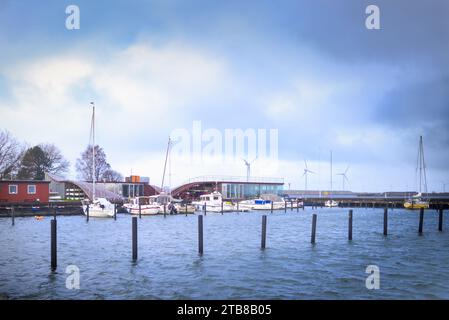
0;180;50;203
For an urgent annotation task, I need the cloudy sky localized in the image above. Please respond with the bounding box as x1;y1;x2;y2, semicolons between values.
0;0;448;192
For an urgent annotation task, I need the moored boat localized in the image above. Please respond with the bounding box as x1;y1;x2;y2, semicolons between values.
192;191;234;212
82;103;114;218
124;196;160;215
325;200;339;208
404;136;430;210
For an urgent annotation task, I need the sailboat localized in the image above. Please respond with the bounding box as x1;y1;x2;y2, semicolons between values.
325;150;339;207
82;102;115;218
404;136;430;210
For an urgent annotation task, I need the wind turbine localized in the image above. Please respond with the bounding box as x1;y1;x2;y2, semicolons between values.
336;165;350;191
302;160;315;193
242;156;257;182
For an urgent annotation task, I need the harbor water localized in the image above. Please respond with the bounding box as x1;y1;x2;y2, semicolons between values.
0;208;448;299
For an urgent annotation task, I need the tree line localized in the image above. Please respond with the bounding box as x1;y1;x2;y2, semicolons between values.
0;130;123;182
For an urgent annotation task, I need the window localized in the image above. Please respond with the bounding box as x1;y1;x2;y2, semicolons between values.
28;185;36;194
8;185;18;194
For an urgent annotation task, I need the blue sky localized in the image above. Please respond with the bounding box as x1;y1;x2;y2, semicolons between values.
0;0;448;192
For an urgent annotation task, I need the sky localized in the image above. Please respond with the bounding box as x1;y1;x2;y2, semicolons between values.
0;0;448;192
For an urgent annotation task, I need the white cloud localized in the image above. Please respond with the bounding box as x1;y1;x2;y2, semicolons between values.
0;40;229;178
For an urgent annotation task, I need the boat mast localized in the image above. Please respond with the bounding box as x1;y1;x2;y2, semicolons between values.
161;137;171;191
419;135;428;194
330;150;333;199
91;102;96;201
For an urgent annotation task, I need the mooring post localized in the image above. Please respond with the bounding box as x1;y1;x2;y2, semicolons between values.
139;204;142;219
164;204;166;218
438;209;443;231
132;217;137;261
11;206;15;226
383;208;388;236
204;202;207;216
419;208;424;235
185;203;188;216
237;201;239;213
311;214;317;244
261;215;267;249
51;219;57;271
296;199;299;212
271;201;273;213
348;209;353;241
284;201;287;213
221;201;223;215
53;206;57;220
290;200;293;211
198;215;203;255
86;204;89;222
302;199;305;211
114;203;117;221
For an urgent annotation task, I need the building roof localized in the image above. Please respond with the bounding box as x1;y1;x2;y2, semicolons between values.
0;180;50;184
45;172;122;201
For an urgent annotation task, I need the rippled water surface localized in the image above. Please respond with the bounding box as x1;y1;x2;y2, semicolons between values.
1;208;448;299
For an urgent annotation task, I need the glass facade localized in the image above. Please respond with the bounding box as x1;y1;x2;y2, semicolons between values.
221;183;283;199
122;184;144;198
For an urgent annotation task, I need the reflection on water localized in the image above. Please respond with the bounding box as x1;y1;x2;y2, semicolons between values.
0;208;448;299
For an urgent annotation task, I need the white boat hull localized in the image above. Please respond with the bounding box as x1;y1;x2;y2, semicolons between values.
128;206;160;215
83;206;114;218
193;204;234;212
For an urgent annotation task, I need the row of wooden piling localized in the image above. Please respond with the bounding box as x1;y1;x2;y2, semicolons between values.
41;207;447;271
198;207;444;255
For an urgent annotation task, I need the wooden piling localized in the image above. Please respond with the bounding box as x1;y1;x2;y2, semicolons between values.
164;204;166;218
348;210;353;241
438;209;443;231
419;208;424;235
311;214;317;244
204;202;207;216
114;204;117;221
284;201;287;213
53;206;57;220
185;203;188;216
237;201;239;212
198;215;203;255
221;201;223;215
86;204;89;222
271;201;273;213
383;208;388;236
290;200;293;211
51;219;57;271
261;215;267;249
132;217;137;261
11;206;15;226
296;199;299;212
139;204;142;219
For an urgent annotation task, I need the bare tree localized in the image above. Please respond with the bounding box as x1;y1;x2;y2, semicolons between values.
0;130;24;179
102;169;123;182
17;144;70;180
39;143;70;175
76;145;120;181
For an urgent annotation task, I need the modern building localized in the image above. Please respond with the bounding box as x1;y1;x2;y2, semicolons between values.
45;173;160;201
171;176;284;201
0;180;50;203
